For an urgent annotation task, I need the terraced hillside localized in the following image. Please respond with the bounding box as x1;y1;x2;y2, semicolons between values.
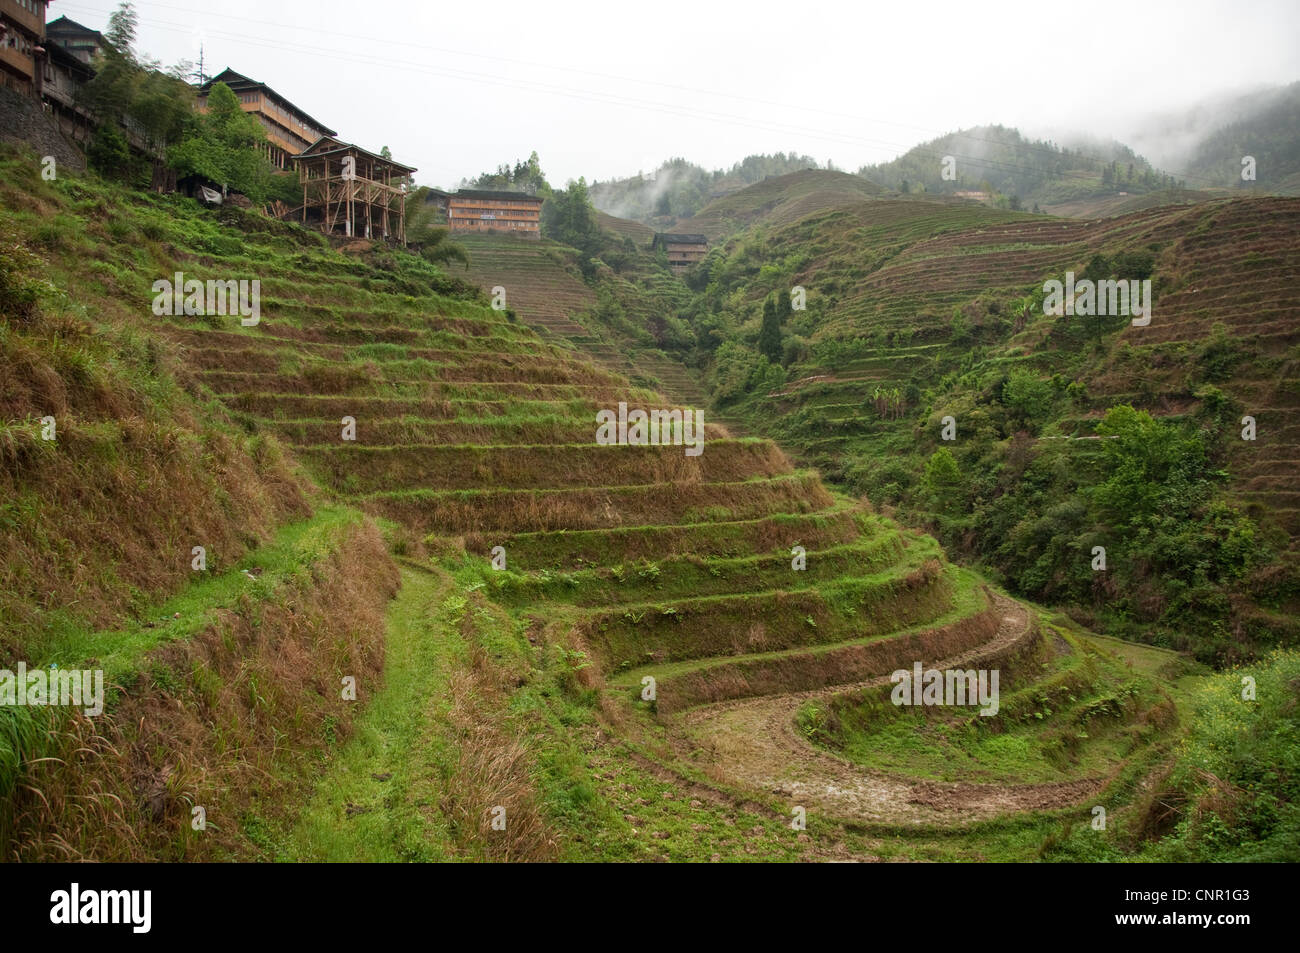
454;232;711;410
683;178;1300;666
0;149;1237;862
597;210;656;246
699;193;1300;523
167;206;1192;859
674;168;885;240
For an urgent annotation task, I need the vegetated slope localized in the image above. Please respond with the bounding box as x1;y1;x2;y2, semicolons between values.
453;232;709;408
596;210;656;246
171;209;1090;859
674;169;885;240
687;183;1300;663
0;147;408;860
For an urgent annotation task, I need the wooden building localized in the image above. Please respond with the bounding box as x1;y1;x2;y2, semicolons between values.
198;67;336;170
447;189;543;237
0;0;48;97
44;14;102;64
41;37;94;140
293;136;416;243
652;232;708;271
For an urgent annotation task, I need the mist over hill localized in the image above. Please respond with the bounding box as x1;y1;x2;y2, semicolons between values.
589;153;824;224
1112;82;1300;191
857;125;1176;210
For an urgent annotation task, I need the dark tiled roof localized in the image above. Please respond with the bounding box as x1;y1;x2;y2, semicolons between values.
654;233;708;245
452;189;544;204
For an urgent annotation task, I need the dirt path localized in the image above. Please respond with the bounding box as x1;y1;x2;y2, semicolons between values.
672;595;1102;826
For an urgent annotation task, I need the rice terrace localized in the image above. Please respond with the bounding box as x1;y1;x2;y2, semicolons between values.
0;0;1297;899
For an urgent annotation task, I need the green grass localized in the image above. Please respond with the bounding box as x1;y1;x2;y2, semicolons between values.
277;564;464;861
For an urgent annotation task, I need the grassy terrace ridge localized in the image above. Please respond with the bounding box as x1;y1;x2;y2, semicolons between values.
483;533;905;608
607;568;990;688
38;505;365;679
296;439;788;493
579;551;954;670
5;142;1289;863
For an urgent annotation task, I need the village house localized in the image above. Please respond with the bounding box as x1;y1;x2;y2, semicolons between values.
447;189;543;237
198;67;337;170
41;36;93;139
652;232;708;271
422;186;451;222
44;14;102;64
0;0;48;97
40;15;100;142
293;135;416;243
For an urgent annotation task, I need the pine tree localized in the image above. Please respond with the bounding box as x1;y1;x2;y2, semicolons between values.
758;294;782;363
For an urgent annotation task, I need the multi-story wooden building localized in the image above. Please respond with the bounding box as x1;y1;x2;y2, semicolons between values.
0;0;48;97
447;189;543;237
198;67;336;170
44;14;103;64
652;232;708;271
293;135;416;243
41;37;94;140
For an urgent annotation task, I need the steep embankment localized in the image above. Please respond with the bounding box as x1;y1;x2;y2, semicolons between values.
0;149;406;860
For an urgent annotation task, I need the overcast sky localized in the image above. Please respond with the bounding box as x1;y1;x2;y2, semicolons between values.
55;0;1300;188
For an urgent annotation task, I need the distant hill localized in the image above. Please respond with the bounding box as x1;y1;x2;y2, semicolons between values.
858;124;1176;210
590;152;823;224
1180;82;1300;191
673;169;884;239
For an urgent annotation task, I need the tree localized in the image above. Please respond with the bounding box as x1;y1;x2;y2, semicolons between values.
541;178;601;256
1002;369;1054;430
757;294;782;363
469;151;548;196
923;448;962;512
79;3;141;122
129;67;193;152
85;123;129;178
166;82;272;200
104;2;139;62
405;187;469;268
1091;405;1206;524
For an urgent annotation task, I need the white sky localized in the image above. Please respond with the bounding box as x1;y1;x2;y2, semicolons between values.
53;0;1300;188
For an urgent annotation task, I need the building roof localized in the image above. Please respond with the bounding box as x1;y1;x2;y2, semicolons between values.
294;136;418;175
199;67;338;138
451;189;544;204
46;15;105;38
654;233;708;245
